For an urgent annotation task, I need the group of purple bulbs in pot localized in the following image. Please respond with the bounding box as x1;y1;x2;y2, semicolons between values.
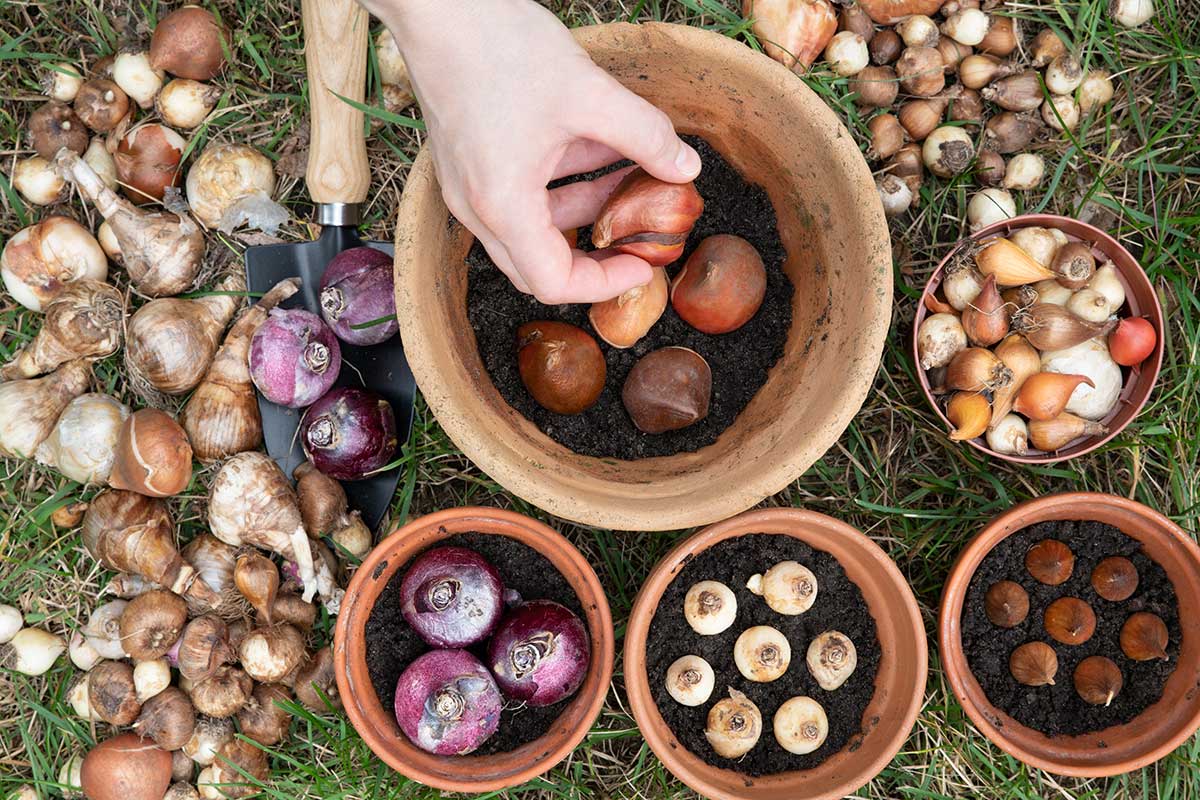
392;546;590;755
247;246;399;481
516;167;768;433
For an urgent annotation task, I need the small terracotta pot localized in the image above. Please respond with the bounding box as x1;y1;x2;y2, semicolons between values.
624;508;927;800
394;22;892;531
333;507;614;793
913;213;1164;463
939;492;1200;776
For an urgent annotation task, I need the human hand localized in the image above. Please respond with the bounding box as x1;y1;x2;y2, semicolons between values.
366;0;702;303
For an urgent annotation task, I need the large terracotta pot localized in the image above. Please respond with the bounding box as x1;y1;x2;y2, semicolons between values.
333;507;614;793
939;493;1200;776
394;22;892;531
624;508;927;800
913;214;1164;463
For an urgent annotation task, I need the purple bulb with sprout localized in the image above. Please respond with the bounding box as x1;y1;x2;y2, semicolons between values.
299;387;397;480
249;308;341;408
319;246;398;346
394;649;502;755
400;546;504;648
487;600;589;706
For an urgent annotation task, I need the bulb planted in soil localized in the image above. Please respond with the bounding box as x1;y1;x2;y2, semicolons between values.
984;580;1029;628
806;631;857;690
621;347;712;434
664;654;715;706
1073;655;1123;706
516;321;606;416
1043;596;1096;645
745;560;818;615
1009;641;1058;687
1025;539;1074;585
733;625;791;683
704;688;761;758
1091;556;1139;602
683;580;737;635
1120;612;1169;661
772;695;828;755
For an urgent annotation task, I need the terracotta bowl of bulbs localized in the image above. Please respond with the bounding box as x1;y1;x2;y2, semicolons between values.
939;492;1200;776
624;508;927;800
394;22;892;531
333;507;614;793
913;213;1164;464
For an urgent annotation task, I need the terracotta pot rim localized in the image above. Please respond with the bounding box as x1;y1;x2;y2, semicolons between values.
393;21;892;531
333;506;615;793
937;492;1200;777
912;213;1164;464
624;508;927;800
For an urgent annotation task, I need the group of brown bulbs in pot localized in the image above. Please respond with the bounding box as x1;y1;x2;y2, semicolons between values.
665;561;859;759
744;0;1144;224
985;538;1170;709
917;226;1157;455
516;168;768;434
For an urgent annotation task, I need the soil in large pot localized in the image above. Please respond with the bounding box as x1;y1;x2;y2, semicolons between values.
466;136;794;460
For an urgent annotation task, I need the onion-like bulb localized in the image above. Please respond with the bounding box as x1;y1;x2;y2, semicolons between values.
83;137;118;191
294;460;371;557
43;62;84;102
0;216;107;312
744;0;839;71
705;688;762;758
156;79;221;129
0;280;123;380
111;52;164;109
108;409;193;498
150;6;231;80
81;489;219;607
12;155;66;205
126;274;243;395
181;277;299;462
0;359;91;459
115;124;186;204
207;452;341;609
35;393;129;484
185;143;285;233
55;149;206;297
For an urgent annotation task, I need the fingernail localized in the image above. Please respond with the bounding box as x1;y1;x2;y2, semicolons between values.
675;143;701;177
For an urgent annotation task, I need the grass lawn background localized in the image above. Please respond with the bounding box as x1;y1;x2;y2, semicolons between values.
1;0;1197;797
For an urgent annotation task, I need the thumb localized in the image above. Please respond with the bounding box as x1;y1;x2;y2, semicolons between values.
575;75;701;183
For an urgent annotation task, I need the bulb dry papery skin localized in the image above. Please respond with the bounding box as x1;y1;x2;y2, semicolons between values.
186;143;287;233
0;359;92;460
318;246;398;345
108;409;193;498
393;649;502;756
239;624;306;682
249;308;341;408
622;347;712;434
589;268;668;348
54;149;206;298
207;452;340;608
1092;556;1139;602
294;646;342;712
294;460;370;556
120;588;188;660
734;625;792;682
12;155;66;205
806;630;857;690
591;167;704;266
1009;641;1058;686
1040;338;1123;420
743;0;838;71
183;716;234;766
88;660;140;724
1;215;107;312
487;600;590;706
705;687;762;758
684;580;737;635
70;631;103;671
773;695;829;755
135;686;196;750
665;654;715;706
746;560;818;615
401;546;504;648
32;392;127;484
157;79;221;129
670;234;767;335
918;313;967;370
300;387;398;481
1120;612;1169;662
2;280;124;381
4;627;66;675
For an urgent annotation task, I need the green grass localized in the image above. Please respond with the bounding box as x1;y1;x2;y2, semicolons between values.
2;0;1199;798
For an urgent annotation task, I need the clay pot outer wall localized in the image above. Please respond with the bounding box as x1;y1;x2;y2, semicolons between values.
913;213;1164;463
939;492;1200;776
333;508;615;793
393;22;892;531
625;508;927;800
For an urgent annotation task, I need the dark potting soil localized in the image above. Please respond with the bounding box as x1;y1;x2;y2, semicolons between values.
363;532;588;755
961;519;1180;736
465;135;794;459
645;533;881;776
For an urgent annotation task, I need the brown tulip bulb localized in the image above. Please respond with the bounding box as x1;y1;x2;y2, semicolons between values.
588;268;668;348
115;124;186;204
622;347;712;434
591;167;704;266
1091;556;1139;602
1009;641;1057;687
670;235;767;334
516;321;605;415
974;149;1006;186
150;6;231;81
1043;597;1096;645
1025;538;1074;585
869;29;902;64
28;101;89;159
109;409;193;498
1073;656;1122;706
74;79;130;133
984;580;1029;628
1120;612;1169;661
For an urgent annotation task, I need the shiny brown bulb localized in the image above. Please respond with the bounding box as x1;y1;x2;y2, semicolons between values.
1091;556;1139;602
984;580;1029;628
670;234;767;334
1008;641;1058;687
622;347;712;434
516;321;606;415
1025;539;1074;585
1120;612;1169;661
591;168;704;267
1043;597;1096;646
1073;655;1123;706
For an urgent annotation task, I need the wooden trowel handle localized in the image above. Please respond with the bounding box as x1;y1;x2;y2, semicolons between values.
302;0;371;205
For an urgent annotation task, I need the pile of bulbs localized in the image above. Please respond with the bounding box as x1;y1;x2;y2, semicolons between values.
665;560;859;759
517;168;768;434
742;0;1150;224
985;539;1170;708
917;224;1157;455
